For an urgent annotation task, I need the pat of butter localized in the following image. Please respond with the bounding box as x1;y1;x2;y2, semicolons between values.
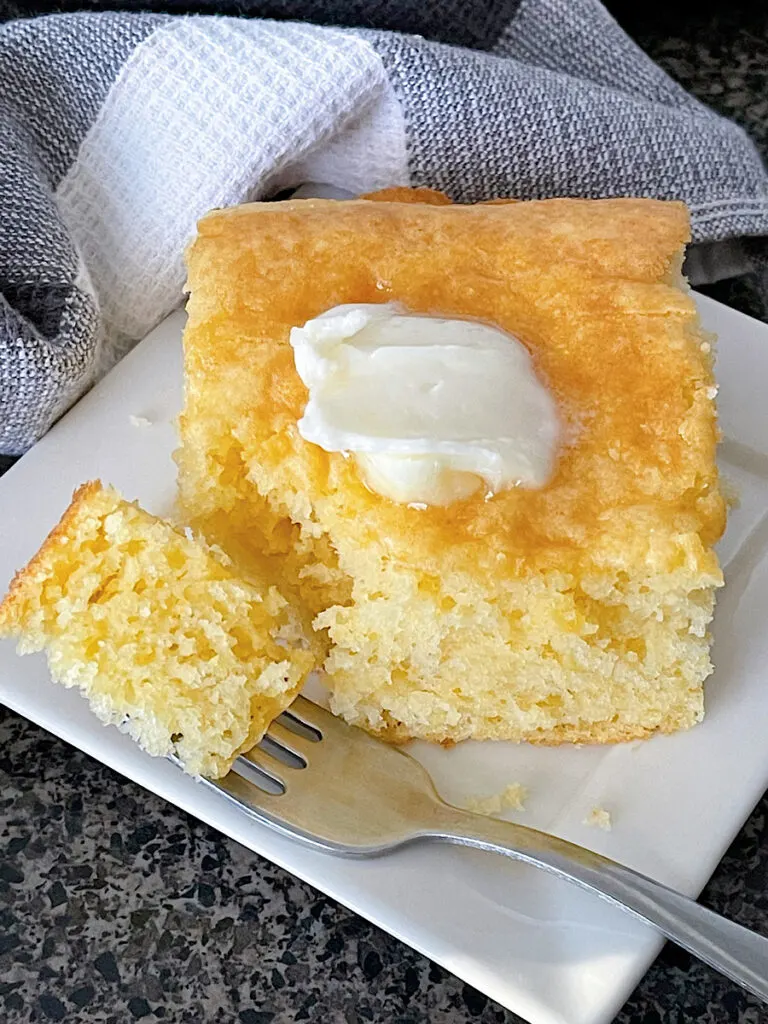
290;303;560;506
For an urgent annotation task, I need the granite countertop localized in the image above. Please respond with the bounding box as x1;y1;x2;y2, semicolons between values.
2;4;768;1023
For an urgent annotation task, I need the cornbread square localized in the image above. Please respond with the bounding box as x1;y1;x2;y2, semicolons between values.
178;193;725;745
0;482;313;777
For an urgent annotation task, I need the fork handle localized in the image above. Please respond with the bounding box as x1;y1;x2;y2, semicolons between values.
431;807;768;1003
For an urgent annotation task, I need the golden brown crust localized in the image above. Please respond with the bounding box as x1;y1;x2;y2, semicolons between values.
0;480;107;634
366;712;699;746
361;186;453;205
184;196;724;581
361;187;516;207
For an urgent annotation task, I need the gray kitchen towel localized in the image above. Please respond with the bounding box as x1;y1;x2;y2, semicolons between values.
2;0;767;454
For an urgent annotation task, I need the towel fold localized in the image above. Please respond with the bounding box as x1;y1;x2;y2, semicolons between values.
2;0;767;454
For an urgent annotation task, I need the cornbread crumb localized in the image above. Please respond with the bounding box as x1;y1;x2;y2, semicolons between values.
583;807;613;831
461;783;528;817
128;414;152;427
0;482;314;778
720;477;741;511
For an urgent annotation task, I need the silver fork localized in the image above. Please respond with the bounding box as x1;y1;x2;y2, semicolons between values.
192;695;768;1002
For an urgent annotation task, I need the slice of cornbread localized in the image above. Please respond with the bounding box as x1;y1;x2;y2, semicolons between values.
0;482;313;777
178;191;725;746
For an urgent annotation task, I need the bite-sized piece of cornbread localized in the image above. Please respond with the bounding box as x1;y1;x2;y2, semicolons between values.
178;190;725;746
0;482;313;777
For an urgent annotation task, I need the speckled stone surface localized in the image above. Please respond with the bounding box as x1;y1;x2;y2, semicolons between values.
2;4;768;1023
3;702;768;1024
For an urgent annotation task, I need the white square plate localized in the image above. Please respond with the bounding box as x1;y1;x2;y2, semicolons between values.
1;293;767;1024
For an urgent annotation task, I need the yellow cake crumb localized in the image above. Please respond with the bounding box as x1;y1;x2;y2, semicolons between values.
720;476;741;511
0;482;314;778
460;783;528;817
583;807;613;831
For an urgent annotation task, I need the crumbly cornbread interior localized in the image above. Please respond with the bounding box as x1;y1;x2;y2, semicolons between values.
0;482;313;776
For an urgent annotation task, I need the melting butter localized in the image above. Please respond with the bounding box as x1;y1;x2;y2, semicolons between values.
290;303;560;506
